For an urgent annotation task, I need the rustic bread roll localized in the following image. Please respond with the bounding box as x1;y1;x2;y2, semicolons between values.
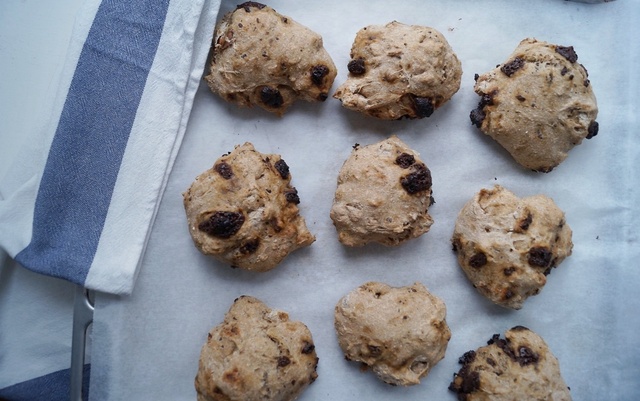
330;136;434;246
195;296;319;401
449;326;572;401
470;38;598;172
334;282;451;386
452;185;572;309
183;142;314;271
333;21;462;119
205;2;337;115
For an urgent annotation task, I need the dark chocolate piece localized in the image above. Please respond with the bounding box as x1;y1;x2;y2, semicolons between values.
199;211;245;238
214;162;233;179
395;153;416;169
260;86;284;108
347;58;366;75
400;163;432;194
285;188;300;204
274;159;290;179
469;252;487;268
586;120;599;139
528;246;553;267
237;1;266;12
411;96;435;118
500;57;525;77
556;45;578;63
311;65;329;86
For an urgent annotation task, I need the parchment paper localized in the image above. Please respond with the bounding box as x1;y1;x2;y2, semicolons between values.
90;1;640;400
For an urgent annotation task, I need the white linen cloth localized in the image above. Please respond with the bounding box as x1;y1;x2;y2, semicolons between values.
0;0;221;295
0;0;221;397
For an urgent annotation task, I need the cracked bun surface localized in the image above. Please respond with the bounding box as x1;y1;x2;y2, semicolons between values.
449;326;572;401
452;185;572;309
183;142;314;271
333;21;462;120
330;136;434;247
470;38;598;172
205;2;337;115
334;282;451;386
195;296;319;401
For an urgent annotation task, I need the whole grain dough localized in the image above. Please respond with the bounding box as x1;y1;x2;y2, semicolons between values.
195;296;319;401
183;142;314;271
471;38;598;172
449;326;572;401
333;21;462;120
205;2;337;116
451;185;572;309
330;136;434;246
334;282;451;386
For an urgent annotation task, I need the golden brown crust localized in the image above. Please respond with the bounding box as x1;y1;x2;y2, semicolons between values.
333;21;462;119
450;326;572;401
452;185;572;309
330;136;434;246
195;296;318;401
471;38;598;172
334;282;450;386
183;143;314;271
205;3;337;115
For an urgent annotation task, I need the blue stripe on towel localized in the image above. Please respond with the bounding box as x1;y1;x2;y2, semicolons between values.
0;364;90;401
16;0;170;284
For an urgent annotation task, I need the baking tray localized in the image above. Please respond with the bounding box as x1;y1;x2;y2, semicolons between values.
87;0;639;399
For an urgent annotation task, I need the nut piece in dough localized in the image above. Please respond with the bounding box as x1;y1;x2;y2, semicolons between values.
183;142;315;271
470;38;599;172
449;326;572;401
195;296;319;401
452;185;572;309
330;136;434;247
205;2;337;115
334;282;451;386
333;21;462;120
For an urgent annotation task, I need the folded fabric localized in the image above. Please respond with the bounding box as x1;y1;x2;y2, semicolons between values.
0;0;222;295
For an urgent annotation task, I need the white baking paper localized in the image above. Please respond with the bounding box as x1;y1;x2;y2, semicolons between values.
90;0;640;400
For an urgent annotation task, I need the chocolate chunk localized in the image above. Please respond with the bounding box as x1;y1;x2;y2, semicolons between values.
587;120;599;139
199;211;245;238
452;237;462;252
519;212;533;231
301;342;315;354
528;247;552;267
488;334;517;361
274;159;290;179
311;65;329;86
500;57;525;77
516;95;526;102
214;162;233;179
517;346;539;366
470;107;486;128
411;96;435;118
458;350;476;365
503;267;516;276
285;188;300;204
347;58;366;75
237;1;266;12
556;45;578;63
317;93;328;101
239;239;260;254
260;86;284;108
474;73;479;81
560;66;569;76
469;252;487;268
277;356;291;367
400;163;432;194
449;364;480;397
395;153;415;169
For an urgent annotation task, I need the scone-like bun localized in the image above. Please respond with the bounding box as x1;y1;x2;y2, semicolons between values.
330;136;434;246
449;326;572;401
452;185;572;309
205;2;337;115
195;296;319;401
471;38;598;172
334;282;451;386
333;21;462;119
183;142;315;271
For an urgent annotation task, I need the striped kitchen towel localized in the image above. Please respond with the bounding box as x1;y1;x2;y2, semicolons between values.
0;0;221;295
